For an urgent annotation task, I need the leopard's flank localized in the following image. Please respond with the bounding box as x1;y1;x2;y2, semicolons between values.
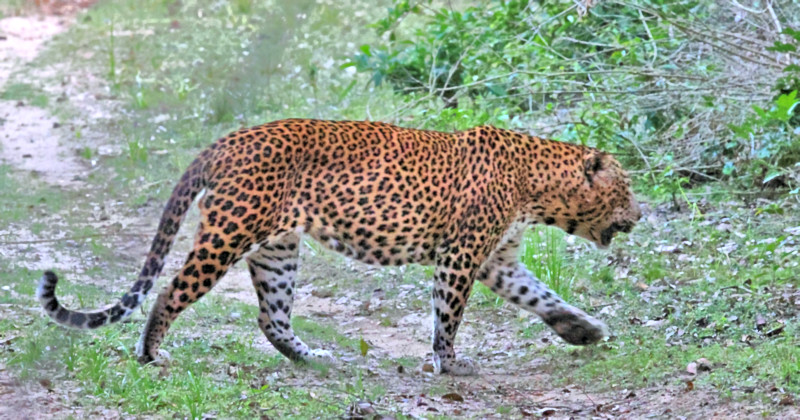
38;119;640;375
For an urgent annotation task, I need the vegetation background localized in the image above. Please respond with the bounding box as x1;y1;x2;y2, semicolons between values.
0;0;797;418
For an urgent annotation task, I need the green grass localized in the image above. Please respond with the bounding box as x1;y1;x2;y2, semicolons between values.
0;267;369;418
522;226;574;302
0;165;66;228
293;316;361;352
1;82;49;107
27;0;396;207
3;319;345;418
527;194;800;401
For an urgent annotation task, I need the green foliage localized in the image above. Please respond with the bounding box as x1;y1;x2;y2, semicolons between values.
728;91;800;189
1;82;49;107
348;0;693;149
351;0;800;194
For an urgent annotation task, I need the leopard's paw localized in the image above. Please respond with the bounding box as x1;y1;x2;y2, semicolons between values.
434;354;479;376
137;348;172;366
302;348;335;366
545;311;608;345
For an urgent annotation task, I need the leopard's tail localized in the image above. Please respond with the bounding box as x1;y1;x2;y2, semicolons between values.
37;157;208;329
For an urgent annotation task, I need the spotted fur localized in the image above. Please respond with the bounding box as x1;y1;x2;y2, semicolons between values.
37;119;640;375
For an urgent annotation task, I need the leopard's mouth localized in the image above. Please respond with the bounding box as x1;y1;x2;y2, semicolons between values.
599;221;635;247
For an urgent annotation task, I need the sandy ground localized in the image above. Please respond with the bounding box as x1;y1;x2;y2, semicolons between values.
0;7;106;420
0;15;86;187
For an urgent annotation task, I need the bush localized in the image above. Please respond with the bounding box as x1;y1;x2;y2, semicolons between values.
348;0;800;193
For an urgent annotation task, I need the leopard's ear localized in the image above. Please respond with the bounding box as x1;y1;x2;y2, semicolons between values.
584;151;605;184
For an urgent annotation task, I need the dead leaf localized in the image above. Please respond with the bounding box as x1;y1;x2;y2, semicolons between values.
779;395;794;406
635;282;649;291
441;392;464;403
421;363;434;373
644;319;665;328
686;380;694;391
311;288;333;298
38;378;52;390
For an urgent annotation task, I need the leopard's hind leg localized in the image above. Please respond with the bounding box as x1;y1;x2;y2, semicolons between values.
136;219;247;364
247;233;331;364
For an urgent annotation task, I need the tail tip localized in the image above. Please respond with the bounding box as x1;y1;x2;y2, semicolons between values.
37;270;58;300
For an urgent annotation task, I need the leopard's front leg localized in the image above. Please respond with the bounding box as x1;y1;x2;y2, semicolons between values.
430;250;481;376
477;230;608;345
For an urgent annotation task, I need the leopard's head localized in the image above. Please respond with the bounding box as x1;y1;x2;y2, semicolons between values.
571;150;641;248
528;148;641;248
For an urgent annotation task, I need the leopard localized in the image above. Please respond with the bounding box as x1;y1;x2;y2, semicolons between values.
37;118;640;375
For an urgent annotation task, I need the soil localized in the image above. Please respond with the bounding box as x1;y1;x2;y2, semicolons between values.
0;6;797;420
0;15;85;187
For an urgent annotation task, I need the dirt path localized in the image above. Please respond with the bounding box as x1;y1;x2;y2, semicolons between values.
0;7;437;418
0;15;86;187
0;9;121;420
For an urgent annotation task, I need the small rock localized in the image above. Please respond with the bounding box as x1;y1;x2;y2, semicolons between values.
311;288;333;298
756;314;767;330
686;362;698;375
696;358;712;372
655;244;678;254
